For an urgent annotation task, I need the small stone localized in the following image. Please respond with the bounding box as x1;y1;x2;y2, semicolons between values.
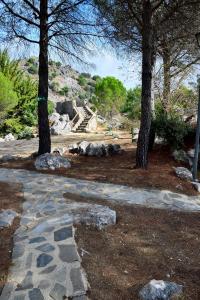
70;268;85;293
55;266;67;283
49;283;66;300
29;288;44;300
58;245;79;263
54;226;73;241
174;167;192;181
38;280;51;289
36;243;55;253
16;271;33;290
37;253;53;267
26;253;33;269
39;265;57;274
29;237;46;244
139;279;183;300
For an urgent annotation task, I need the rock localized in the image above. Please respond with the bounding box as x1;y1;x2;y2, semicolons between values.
139;279;183;300
69;141;122;157
133;128;139;134
4;133;15;142
192;181;200;192
59;114;69;122
52;147;65;156
0;209;18;228
187;148;195;158
0;137;4;143
0;154;16;162
172;150;188;163
49;112;60;123
174;167;193;181
34;153;71;170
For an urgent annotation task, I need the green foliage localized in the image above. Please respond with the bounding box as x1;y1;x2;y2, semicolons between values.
152;106;191;149
28;64;38;74
48;100;55;114
0;72;18;117
59;85;69;96
92;75;101;81
27;57;36;64
55;61;61;68
81;72;91;78
78;75;87;86
50;81;60;92
17;127;33;140
170;85;197;110
1;118;24;135
94;76;126;117
122;87;141;119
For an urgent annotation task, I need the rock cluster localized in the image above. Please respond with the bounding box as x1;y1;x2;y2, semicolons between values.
139;279;183;300
49;112;71;135
35;153;71;170
68;141;122;157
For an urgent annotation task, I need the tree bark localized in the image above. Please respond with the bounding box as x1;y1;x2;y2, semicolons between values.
136;0;154;168
162;47;171;112
38;0;51;155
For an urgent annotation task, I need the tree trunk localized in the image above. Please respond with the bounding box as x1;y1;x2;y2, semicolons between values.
136;0;153;168
162;47;171;112
38;0;51;155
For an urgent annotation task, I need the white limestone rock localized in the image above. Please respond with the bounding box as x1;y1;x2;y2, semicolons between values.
174;167;193;181
35;153;71;170
4;133;15;142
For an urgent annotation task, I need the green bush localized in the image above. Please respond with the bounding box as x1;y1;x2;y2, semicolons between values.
1;118;24;135
122;87;141;119
28;64;38;74
55;61;61;68
27;57;36;64
48;100;55;114
59;86;69;96
92;75;101;81
0;72;18;117
81;72;91;78
78;75;87;86
50;81;59;92
18;127;33;140
152;108;191;149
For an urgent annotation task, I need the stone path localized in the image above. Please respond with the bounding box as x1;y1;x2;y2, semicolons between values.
1;168;200;300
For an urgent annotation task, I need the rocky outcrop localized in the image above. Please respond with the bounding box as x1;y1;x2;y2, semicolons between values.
49;113;71;135
35;153;71;170
68;141;122;157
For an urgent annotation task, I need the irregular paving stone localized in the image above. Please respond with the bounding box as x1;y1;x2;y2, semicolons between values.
13;295;26;300
72;296;87;300
0;282;14;300
38;279;51;289
139;279;183;300
49;283;66;300
29;237;46;244
16;271;33;290
29;288;44;300
36;243;55;253
12;243;25;259
36;253;53;267
14;235;28;243
55;266;67;283
54;226;73;241
70;268;85;293
39;265;57;274
26;252;33;269
0;209;18;228
58;245;79;263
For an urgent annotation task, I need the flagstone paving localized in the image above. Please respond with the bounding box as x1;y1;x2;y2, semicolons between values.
0;168;200;300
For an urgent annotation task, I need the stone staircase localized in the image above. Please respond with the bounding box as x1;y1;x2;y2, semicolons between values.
75;106;93;133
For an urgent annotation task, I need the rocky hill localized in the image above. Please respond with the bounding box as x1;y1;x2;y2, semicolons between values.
19;57;98;109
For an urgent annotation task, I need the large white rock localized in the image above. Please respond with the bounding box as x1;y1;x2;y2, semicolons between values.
174;167;193;181
139;279;183;300
4;133;15;142
49;112;60;123
0;137;5;143
35;153;71;170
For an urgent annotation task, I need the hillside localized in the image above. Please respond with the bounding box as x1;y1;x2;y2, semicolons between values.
19;57;98;107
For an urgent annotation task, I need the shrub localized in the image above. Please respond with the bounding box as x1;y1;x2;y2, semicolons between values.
59;86;69;96
18;127;33;140
78;75;87;86
50;81;59;92
122;87;141;119
0;118;24;135
48;100;55;114
92;75;101;81
81;72;91;78
49;71;57;80
152;109;191;149
55;61;61;68
0;72;18;117
27;57;36;64
28;64;38;74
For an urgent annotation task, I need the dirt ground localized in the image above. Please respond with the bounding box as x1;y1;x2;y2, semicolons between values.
0;137;197;196
73;194;200;300
0;182;24;294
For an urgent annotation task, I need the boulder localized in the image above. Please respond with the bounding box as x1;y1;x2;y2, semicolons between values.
49;112;71;135
172;150;189;163
0;138;4;143
139;279;183;300
49;112;60;123
192;181;200;192
52;147;66;156
4;133;15;142
68;141;122;157
174;167;193;181
35;153;71;170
